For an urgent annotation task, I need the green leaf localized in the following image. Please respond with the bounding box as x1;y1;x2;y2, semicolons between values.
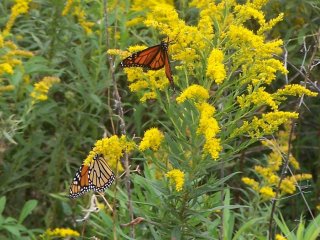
3;225;21;237
2;131;17;145
18;200;37;224
0;197;6;215
304;214;320;240
232;217;264;240
296;216;305;240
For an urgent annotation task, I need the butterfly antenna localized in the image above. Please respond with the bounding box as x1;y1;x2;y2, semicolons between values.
167;31;181;44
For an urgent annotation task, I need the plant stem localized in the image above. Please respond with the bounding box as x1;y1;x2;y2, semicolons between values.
268;32;320;239
268;120;295;240
103;1;135;238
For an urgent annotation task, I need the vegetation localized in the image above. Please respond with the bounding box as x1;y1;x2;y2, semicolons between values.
0;0;319;239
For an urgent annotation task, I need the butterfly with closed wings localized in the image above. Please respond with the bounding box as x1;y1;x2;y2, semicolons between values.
120;39;174;89
69;154;115;198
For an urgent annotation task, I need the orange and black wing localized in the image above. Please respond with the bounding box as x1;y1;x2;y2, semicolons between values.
120;41;174;87
69;164;94;198
120;44;164;69
163;50;174;86
88;155;115;192
69;154;115;198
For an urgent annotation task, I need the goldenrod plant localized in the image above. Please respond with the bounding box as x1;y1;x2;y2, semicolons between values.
0;0;319;239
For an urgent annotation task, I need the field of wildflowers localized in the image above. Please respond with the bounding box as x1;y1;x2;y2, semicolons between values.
0;0;320;239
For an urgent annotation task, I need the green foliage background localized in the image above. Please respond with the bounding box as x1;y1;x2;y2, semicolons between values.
0;0;319;239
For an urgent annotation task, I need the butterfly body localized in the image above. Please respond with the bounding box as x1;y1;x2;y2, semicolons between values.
120;40;174;87
69;154;115;198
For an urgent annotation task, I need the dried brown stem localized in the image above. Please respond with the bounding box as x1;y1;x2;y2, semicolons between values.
103;1;134;238
268;31;320;239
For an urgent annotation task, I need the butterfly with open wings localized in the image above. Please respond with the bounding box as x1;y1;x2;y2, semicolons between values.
69;154;115;198
120;39;174;88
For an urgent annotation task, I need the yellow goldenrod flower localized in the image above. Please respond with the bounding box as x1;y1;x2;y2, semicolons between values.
232;111;299;138
3;0;32;36
144;3;210;76
43;228;80;238
194;102;222;160
197;13;214;42
243;124;311;200
62;0;74;16
4;41;18;50
0;85;15;92
229;25;283;58
0;63;14;75
30;76;60;103
235;5;265;27
267;174;280;185
275;234;287;240
73;6;94;35
140;92;157;102
267;152;282;172
126;17;145;27
250;0;269;10
196;102;219;138
206;49;226;84
255;166;273;179
242;177;259;191
280;178;296;195
237;86;279;111
258;13;284;34
139;127;164;152
259;186;275;200
0;34;3;48
176;85;209;104
84;135;135;172
131;0;174;12
0;36;33;80
128;45;149;53
289;155;300;170
242;58;287;86
124;66;169;102
273;84;318;101
291;173;312;182
7;49;34;58
203;137;222;160
166;169;185;192
23;75;30;84
107;49;131;58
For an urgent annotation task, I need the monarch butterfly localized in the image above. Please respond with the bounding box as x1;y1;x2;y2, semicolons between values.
120;39;174;88
69;154;115;198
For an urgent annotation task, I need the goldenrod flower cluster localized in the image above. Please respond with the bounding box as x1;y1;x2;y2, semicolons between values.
206;49;226;84
237;86;278;111
84;135;135;172
61;0;94;35
30;77;60;103
196;102;222;160
176;84;209;104
242;125;312;200
0;34;33;93
177;85;222;160
232;111;299;139
131;0;173;12
237;83;317;114
166;169;185;192
62;0;74;16
73;6;94;35
3;0;32;36
275;234;287;240
43;227;80;238
139;127;165;152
